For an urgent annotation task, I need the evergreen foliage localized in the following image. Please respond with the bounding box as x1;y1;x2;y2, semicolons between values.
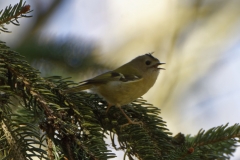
0;1;240;160
0;0;32;33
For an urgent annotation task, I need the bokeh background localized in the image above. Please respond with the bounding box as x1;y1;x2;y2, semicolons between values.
1;0;240;159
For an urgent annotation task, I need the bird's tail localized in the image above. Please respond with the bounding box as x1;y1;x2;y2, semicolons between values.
64;83;93;94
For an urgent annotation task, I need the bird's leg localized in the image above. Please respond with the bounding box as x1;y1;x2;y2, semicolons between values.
106;103;113;113
116;105;143;127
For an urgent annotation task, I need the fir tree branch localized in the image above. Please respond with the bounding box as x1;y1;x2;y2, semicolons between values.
173;123;240;160
192;123;240;148
1;121;26;160
85;95;174;160
46;137;54;160
0;0;32;33
1;41;113;159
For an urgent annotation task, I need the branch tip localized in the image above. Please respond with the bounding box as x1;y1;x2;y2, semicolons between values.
21;5;30;14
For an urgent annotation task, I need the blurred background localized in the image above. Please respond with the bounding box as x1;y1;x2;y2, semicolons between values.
1;0;240;159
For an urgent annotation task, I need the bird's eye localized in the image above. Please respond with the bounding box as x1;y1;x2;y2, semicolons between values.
145;60;151;65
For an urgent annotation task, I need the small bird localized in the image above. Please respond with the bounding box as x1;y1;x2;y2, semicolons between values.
66;53;165;126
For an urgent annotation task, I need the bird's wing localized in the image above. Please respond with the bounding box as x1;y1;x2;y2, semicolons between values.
83;70;142;84
64;70;142;93
109;71;142;82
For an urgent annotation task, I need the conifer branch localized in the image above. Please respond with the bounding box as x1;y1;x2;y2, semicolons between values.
46;137;54;160
1;121;26;160
173;123;240;160
191;123;240;148
0;0;32;33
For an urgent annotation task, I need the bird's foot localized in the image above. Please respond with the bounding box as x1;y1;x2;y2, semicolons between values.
120;119;143;128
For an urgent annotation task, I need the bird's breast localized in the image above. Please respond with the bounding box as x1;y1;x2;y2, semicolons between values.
92;71;159;106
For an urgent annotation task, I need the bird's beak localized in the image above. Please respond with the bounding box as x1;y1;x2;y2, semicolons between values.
156;62;165;70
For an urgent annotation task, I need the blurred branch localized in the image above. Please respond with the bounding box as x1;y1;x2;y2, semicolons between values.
160;0;204;108
18;0;64;46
